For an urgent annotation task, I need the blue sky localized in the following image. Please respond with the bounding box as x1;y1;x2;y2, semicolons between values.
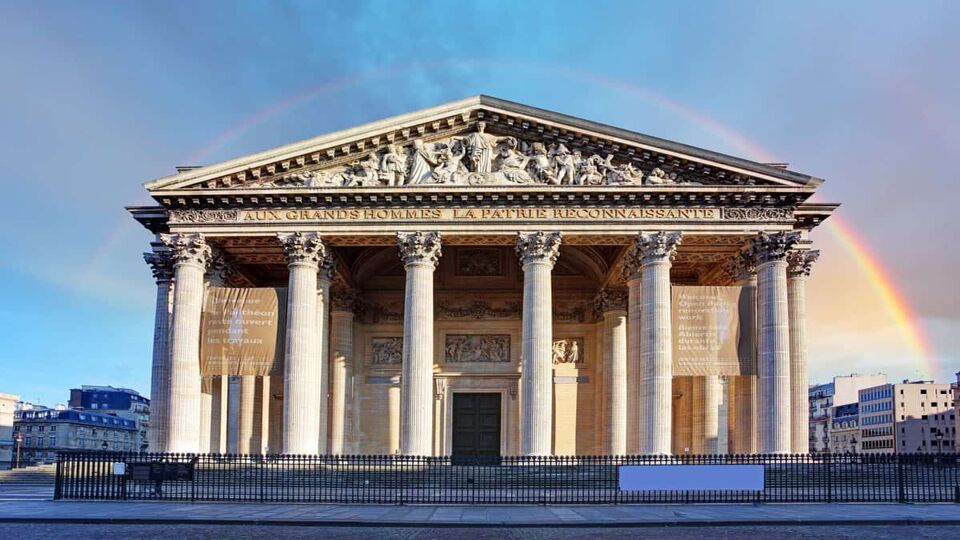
1;1;957;405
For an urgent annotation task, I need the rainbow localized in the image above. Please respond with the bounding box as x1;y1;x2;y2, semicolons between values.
113;61;937;376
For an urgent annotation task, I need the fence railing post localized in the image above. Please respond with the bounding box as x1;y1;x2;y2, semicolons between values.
897;455;906;503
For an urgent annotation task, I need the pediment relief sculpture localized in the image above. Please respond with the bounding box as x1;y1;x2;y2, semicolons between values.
552;338;584;365
242;126;715;190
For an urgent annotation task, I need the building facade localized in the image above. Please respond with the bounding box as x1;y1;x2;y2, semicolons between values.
130;96;838;457
808;374;885;453
0;393;18;468
69;385;150;451
859;381;955;454
829;402;860;454
13;409;138;464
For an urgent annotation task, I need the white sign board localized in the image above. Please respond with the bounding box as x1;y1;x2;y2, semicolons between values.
112;462;127;476
619;465;764;491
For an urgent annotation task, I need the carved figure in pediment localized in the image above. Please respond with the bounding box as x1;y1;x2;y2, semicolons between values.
493;137;534;184
379;144;406;186
645;167;674;186
407;139;438;185
578;155;605;186
550;144;577;185
462;121;499;173
527;142;559;185
431;141;467;184
343;153;381;187
601;155;644;185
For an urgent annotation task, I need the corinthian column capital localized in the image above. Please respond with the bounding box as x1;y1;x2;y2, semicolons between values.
397;231;442;268
787;249;820;278
206;250;236;286
636;231;682;265
144;250;174;283
594;287;629;315
330;285;362;314
277;232;327;267
318;250;337;282
515;231;561;267
159;233;213;268
724;249;757;282
748;231;801;265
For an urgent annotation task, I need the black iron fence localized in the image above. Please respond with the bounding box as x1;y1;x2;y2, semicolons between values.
55;451;960;504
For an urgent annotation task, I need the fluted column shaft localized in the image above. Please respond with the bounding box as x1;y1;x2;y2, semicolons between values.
517;232;561;456
788;250;818;454
636;232;681;455
317;258;333;454
226;376;241;453
626;276;642;454
602;304;628;455
278;232;326;454
161;234;211;453
752;232;799;454
398;232;441;456
199;379;212;453
238;375;257;453
739;275;758;454
702;375;722;454
144;251;174;452
328;305;354;455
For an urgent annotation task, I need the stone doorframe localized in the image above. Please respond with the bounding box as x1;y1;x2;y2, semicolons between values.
435;376;519;456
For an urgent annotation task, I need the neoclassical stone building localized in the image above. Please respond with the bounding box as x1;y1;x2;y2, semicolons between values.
132;96;835;457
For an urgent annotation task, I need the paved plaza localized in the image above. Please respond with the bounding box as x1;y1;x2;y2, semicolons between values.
1;499;959;527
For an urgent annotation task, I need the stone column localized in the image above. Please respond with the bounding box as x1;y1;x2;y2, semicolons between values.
199;377;212;453
144;249;174;452
260;375;271;454
787;249;819;454
516;231;562;456
702;375;722;454
226;376;241;453
277;232;326;454
328;286;358;455
159;233;212;453
209;376;225;453
317;252;335;454
750;232;799;454
726;251;758;454
397;232;442;456
596;288;628;455
623;255;643;454
636;231;682;455
238;375;257;453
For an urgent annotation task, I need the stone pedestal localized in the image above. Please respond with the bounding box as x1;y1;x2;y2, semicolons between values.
160;233;211;454
788;250;819;454
397;232;442;456
277;232;326;454
751;232;799;454
144;250;174;452
636;232;681;455
516;232;561;456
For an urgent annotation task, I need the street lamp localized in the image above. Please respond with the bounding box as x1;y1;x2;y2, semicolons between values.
13;432;23;469
101;441;108;452
935;430;944;456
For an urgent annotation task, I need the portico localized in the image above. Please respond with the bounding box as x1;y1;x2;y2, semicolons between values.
132;96;834;457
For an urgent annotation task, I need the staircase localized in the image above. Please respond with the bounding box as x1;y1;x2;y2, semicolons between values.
0;463;57;485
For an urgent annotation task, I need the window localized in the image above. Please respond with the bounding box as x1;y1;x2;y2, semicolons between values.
26;425;32;432
49;425;56;432
24;437;31;446
37;425;44;432
921;389;927;395
48;436;56;446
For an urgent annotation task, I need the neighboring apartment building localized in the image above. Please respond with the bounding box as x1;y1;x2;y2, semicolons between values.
829;402;860;453
13;408;138;465
69;386;150;451
809;373;886;452
859;381;956;454
954;372;960;449
0;393;18;469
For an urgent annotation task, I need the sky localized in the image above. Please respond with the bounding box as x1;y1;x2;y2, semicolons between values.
0;1;957;405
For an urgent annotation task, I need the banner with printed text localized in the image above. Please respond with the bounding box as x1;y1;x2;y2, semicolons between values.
672;286;749;376
200;287;286;376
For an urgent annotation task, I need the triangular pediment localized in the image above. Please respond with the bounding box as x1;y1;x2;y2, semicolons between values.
146;95;821;193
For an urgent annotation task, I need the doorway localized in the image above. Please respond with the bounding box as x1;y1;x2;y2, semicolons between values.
451;392;501;464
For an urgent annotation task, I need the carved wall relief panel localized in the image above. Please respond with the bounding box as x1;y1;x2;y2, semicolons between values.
436;300;521;320
455;248;502;276
552;338;584;365
370;337;403;365
444;334;511;363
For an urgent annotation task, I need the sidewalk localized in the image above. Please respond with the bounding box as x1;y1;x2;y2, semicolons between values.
1;501;959;527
